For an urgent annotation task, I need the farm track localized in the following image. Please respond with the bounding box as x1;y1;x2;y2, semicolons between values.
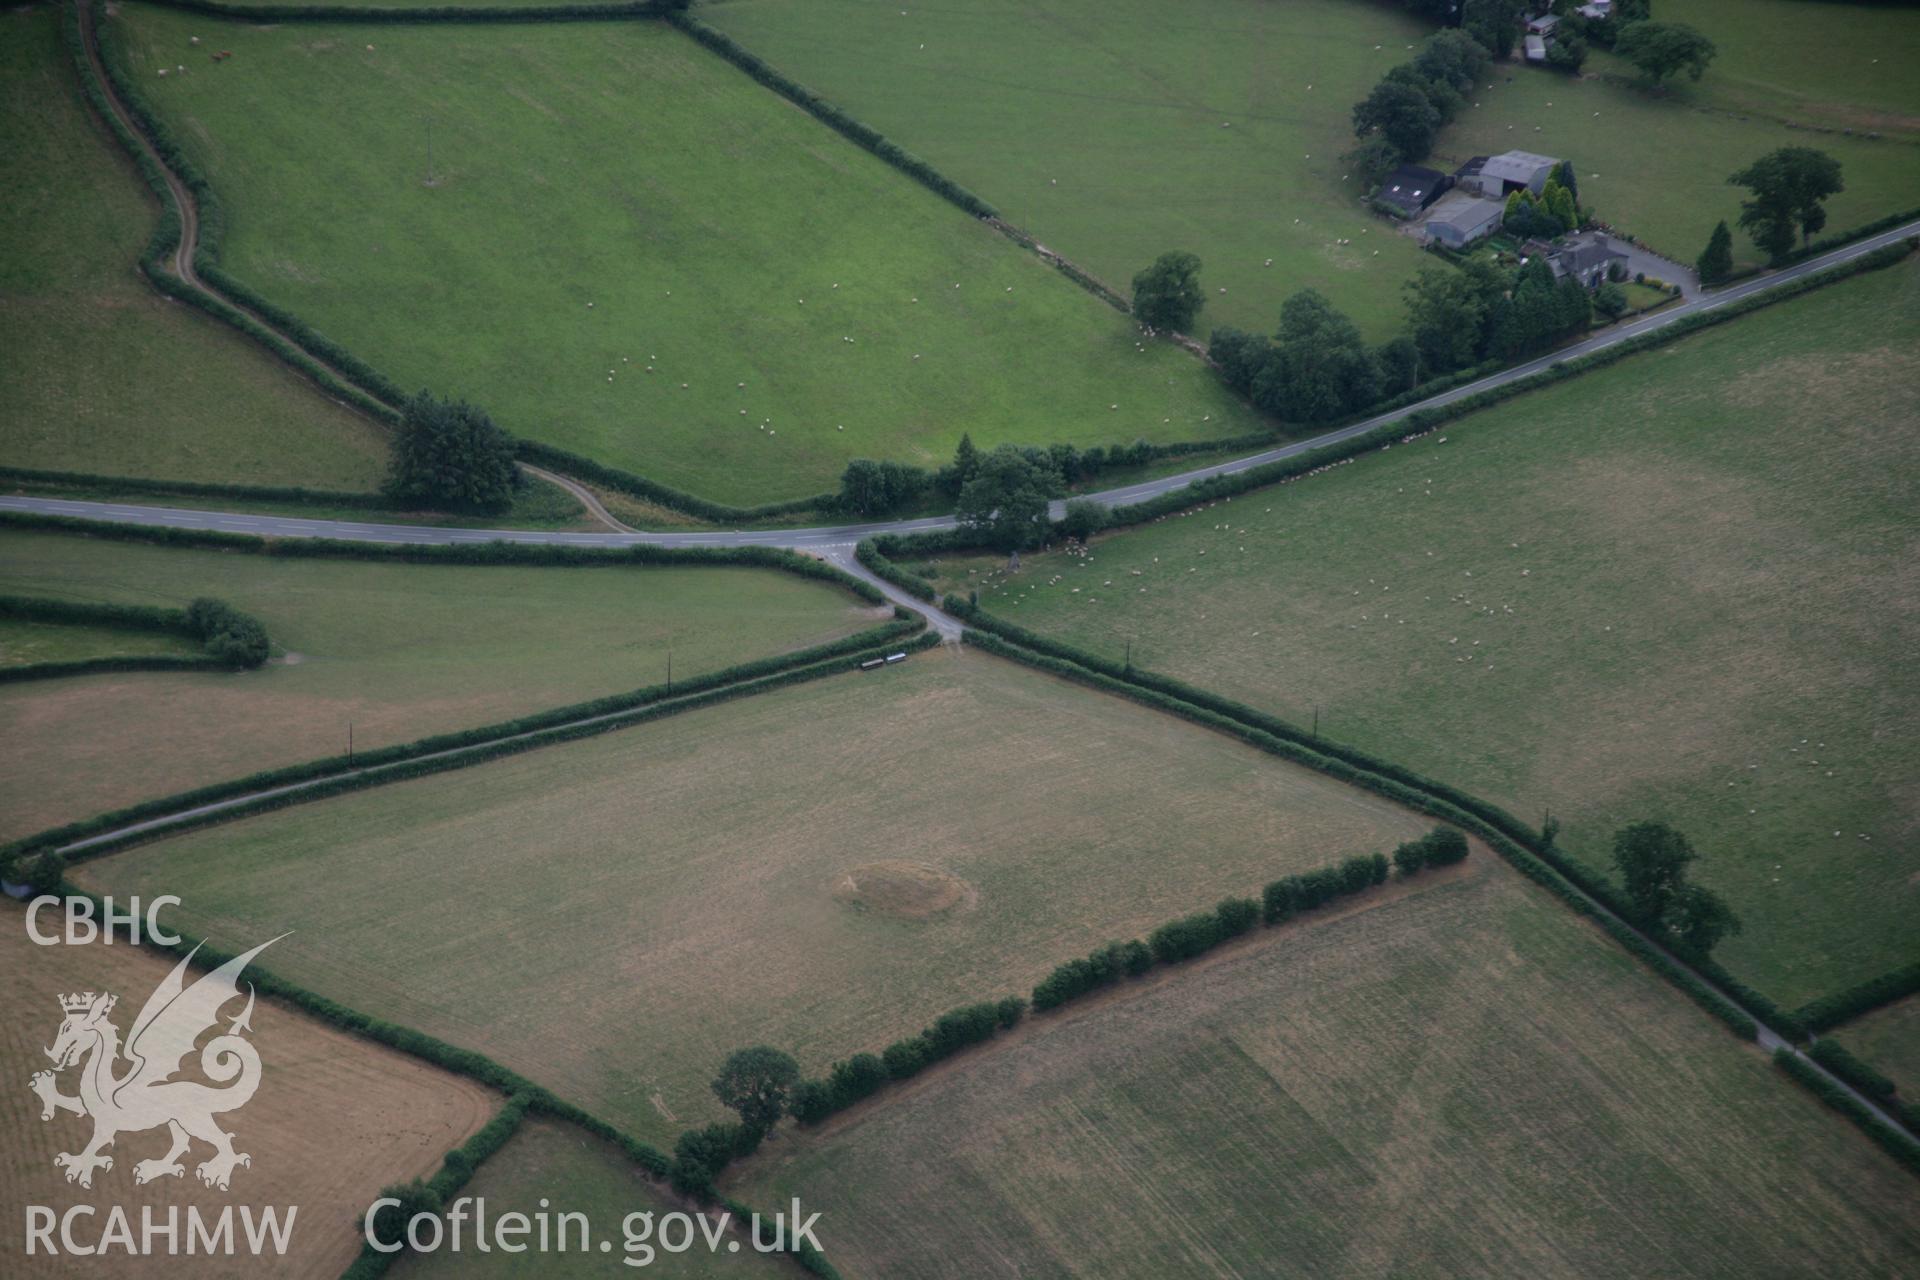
42;0;1920;1187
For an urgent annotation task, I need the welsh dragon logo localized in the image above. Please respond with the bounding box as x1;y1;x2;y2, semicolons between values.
29;937;281;1192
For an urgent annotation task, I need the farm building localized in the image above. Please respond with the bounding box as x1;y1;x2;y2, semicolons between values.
1421;192;1506;248
1577;0;1613;18
1538;232;1629;287
1375;164;1451;218
1526;13;1561;36
1525;34;1548;62
1466;150;1562;197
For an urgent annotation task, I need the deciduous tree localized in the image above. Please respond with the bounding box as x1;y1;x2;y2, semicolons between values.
1615;21;1716;84
711;1046;800;1135
1729;147;1844;261
1130;251;1206;332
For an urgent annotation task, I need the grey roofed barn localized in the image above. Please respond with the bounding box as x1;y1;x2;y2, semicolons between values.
1422;192;1505;248
1479;150;1561;195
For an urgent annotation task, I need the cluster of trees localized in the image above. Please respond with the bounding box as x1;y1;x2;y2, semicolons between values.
1501;164;1581;239
1399;248;1592;377
185;597;270;668
1210;290;1419;425
1614;19;1716;84
1729;147;1845;263
385;391;520;514
1611;822;1742;960
838;433;1183;522
1348;29;1491;183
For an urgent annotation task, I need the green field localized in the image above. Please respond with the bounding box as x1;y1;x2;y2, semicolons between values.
76;649;1436;1146
1835;996;1920;1094
703;0;1435;339
0;9;391;491
0;529;877;839
107;7;1266;507
938;257;1920;1007
1668;0;1920;130
0;617;201;668
1431;36;1920;272
735;860;1920;1279
396;1120;784;1278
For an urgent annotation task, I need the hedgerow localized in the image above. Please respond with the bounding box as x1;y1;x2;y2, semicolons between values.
854;539;937;602
514;441;831;524
0;510;885;604
959;627;1764;1042
1772;1049;1920;1179
1796;962;1920;1034
670;14;998;221
1808;1039;1898;1102
12;626;936;865
1;465;389;508
141;0;673;24
0;594;271;681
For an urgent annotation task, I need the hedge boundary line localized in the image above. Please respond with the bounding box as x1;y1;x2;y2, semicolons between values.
855;538;937;602
80;2;837;525
63;1;406;429
1772;1049;1920;1180
670;14;997;221
514;441;830;524
1795;962;1920;1034
2;892;841;1279
1;463;389;509
144;0;672;23
850;237;1913;554
0;509;885;604
2;622;932;869
0;594;272;683
961;629;1760;1040
783;836;1462;1130
948;600;1810;1038
1097;241;1917;528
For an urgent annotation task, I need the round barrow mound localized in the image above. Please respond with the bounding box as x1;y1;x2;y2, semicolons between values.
832;861;975;920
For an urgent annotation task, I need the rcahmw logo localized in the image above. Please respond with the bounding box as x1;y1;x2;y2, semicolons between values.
22;930;300;1260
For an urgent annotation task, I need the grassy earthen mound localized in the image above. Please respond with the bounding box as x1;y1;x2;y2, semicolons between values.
833;860;975;920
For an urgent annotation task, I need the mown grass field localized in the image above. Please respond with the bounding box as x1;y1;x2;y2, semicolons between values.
734;860;1920;1279
1667;0;1920;131
939;257;1920;1007
0;529;878;839
0;617;202;668
77;648;1437;1146
395;1119;784;1278
0;905;497;1279
108;8;1265;507
1430;37;1920;272
1835;996;1920;1093
0;9;391;491
704;0;1434;339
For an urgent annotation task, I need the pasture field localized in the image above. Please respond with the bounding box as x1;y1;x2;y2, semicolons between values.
75;648;1437;1146
1836;997;1920;1093
1666;0;1920;131
0;529;878;839
1430;45;1920;273
395;1119;783;1278
734;860;1920;1280
0;906;497;1279
0;9;390;491
0;617;202;668
702;0;1434;339
939;256;1920;1007
107;7;1264;508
